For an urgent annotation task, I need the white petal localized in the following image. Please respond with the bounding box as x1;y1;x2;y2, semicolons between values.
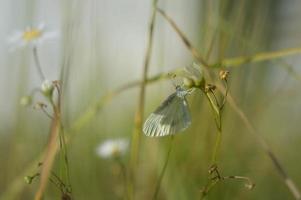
7;31;23;44
96;138;129;159
37;23;46;31
41;31;60;41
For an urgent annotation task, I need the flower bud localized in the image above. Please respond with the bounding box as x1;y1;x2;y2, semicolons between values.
20;96;32;107
33;102;47;110
24;176;33;184
183;77;194;89
219;70;229;81
41;80;54;97
245;183;255;190
184;63;205;89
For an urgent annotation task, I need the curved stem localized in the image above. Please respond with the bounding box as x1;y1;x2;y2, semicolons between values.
153;136;174;200
32;46;46;81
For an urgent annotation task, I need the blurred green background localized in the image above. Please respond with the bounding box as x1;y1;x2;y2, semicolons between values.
1;0;301;199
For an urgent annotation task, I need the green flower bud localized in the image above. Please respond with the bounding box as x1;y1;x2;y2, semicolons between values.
41;80;54;97
183;77;194;88
184;63;205;89
20;96;32;107
24;176;33;184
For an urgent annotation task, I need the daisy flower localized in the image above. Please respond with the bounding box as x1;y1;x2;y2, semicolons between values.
96;138;129;159
8;23;59;50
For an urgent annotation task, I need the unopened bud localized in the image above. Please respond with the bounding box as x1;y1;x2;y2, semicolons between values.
20;96;32;107
219;70;229;80
245;183;255;190
33;102;47;110
24;176;33;184
183;77;194;89
41;80;54;97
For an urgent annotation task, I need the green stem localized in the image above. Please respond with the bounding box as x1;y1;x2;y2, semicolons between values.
211;125;222;165
200;179;219;200
52;85;72;195
153;136;174;200
59;125;72;193
129;0;158;199
32;46;46;81
211;97;223;164
116;158;130;200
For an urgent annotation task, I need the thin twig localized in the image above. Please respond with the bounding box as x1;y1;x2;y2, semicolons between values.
116;158;130;200
34;81;70;199
157;7;301;69
214;47;301;68
224;91;301;199
153;136;174;200
156;7;209;67
59;125;72;193
34;106;61;200
223;175;254;189
156;7;301;200
4;15;301;200
2;56;301;200
32;46;46;81
129;0;159;198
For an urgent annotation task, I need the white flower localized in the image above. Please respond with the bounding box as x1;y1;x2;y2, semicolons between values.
41;79;54;96
96;138;129;159
8;23;59;50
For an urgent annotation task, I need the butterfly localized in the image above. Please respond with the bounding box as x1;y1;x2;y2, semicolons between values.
143;86;192;137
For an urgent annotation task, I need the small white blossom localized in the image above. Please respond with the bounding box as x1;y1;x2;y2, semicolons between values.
41;79;54;96
8;23;59;51
96;138;129;159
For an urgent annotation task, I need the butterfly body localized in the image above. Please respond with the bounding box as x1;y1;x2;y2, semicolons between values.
143;86;191;137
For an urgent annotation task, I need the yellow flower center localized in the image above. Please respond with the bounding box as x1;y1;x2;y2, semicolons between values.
22;29;42;41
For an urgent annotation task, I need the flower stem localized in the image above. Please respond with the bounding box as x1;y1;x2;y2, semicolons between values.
129;0;158;198
32;46;46;81
115;158;130;200
59;126;72;194
211;124;222;165
153;136;174;200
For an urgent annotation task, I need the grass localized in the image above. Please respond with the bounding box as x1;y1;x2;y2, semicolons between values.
1;0;301;199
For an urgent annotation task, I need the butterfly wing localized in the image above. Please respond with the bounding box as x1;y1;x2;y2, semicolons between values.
143;93;177;137
143;93;191;137
160;97;191;135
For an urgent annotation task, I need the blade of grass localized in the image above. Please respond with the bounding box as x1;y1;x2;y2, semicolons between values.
156;7;301;199
2;60;300;200
129;0;159;198
213;47;301;67
4;8;301;199
153;136;174;200
155;7;209;67
223;87;301;200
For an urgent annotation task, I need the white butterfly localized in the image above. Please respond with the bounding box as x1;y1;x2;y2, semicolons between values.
143;86;192;137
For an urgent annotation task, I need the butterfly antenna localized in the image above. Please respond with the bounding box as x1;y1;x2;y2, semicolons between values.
168;73;178;88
